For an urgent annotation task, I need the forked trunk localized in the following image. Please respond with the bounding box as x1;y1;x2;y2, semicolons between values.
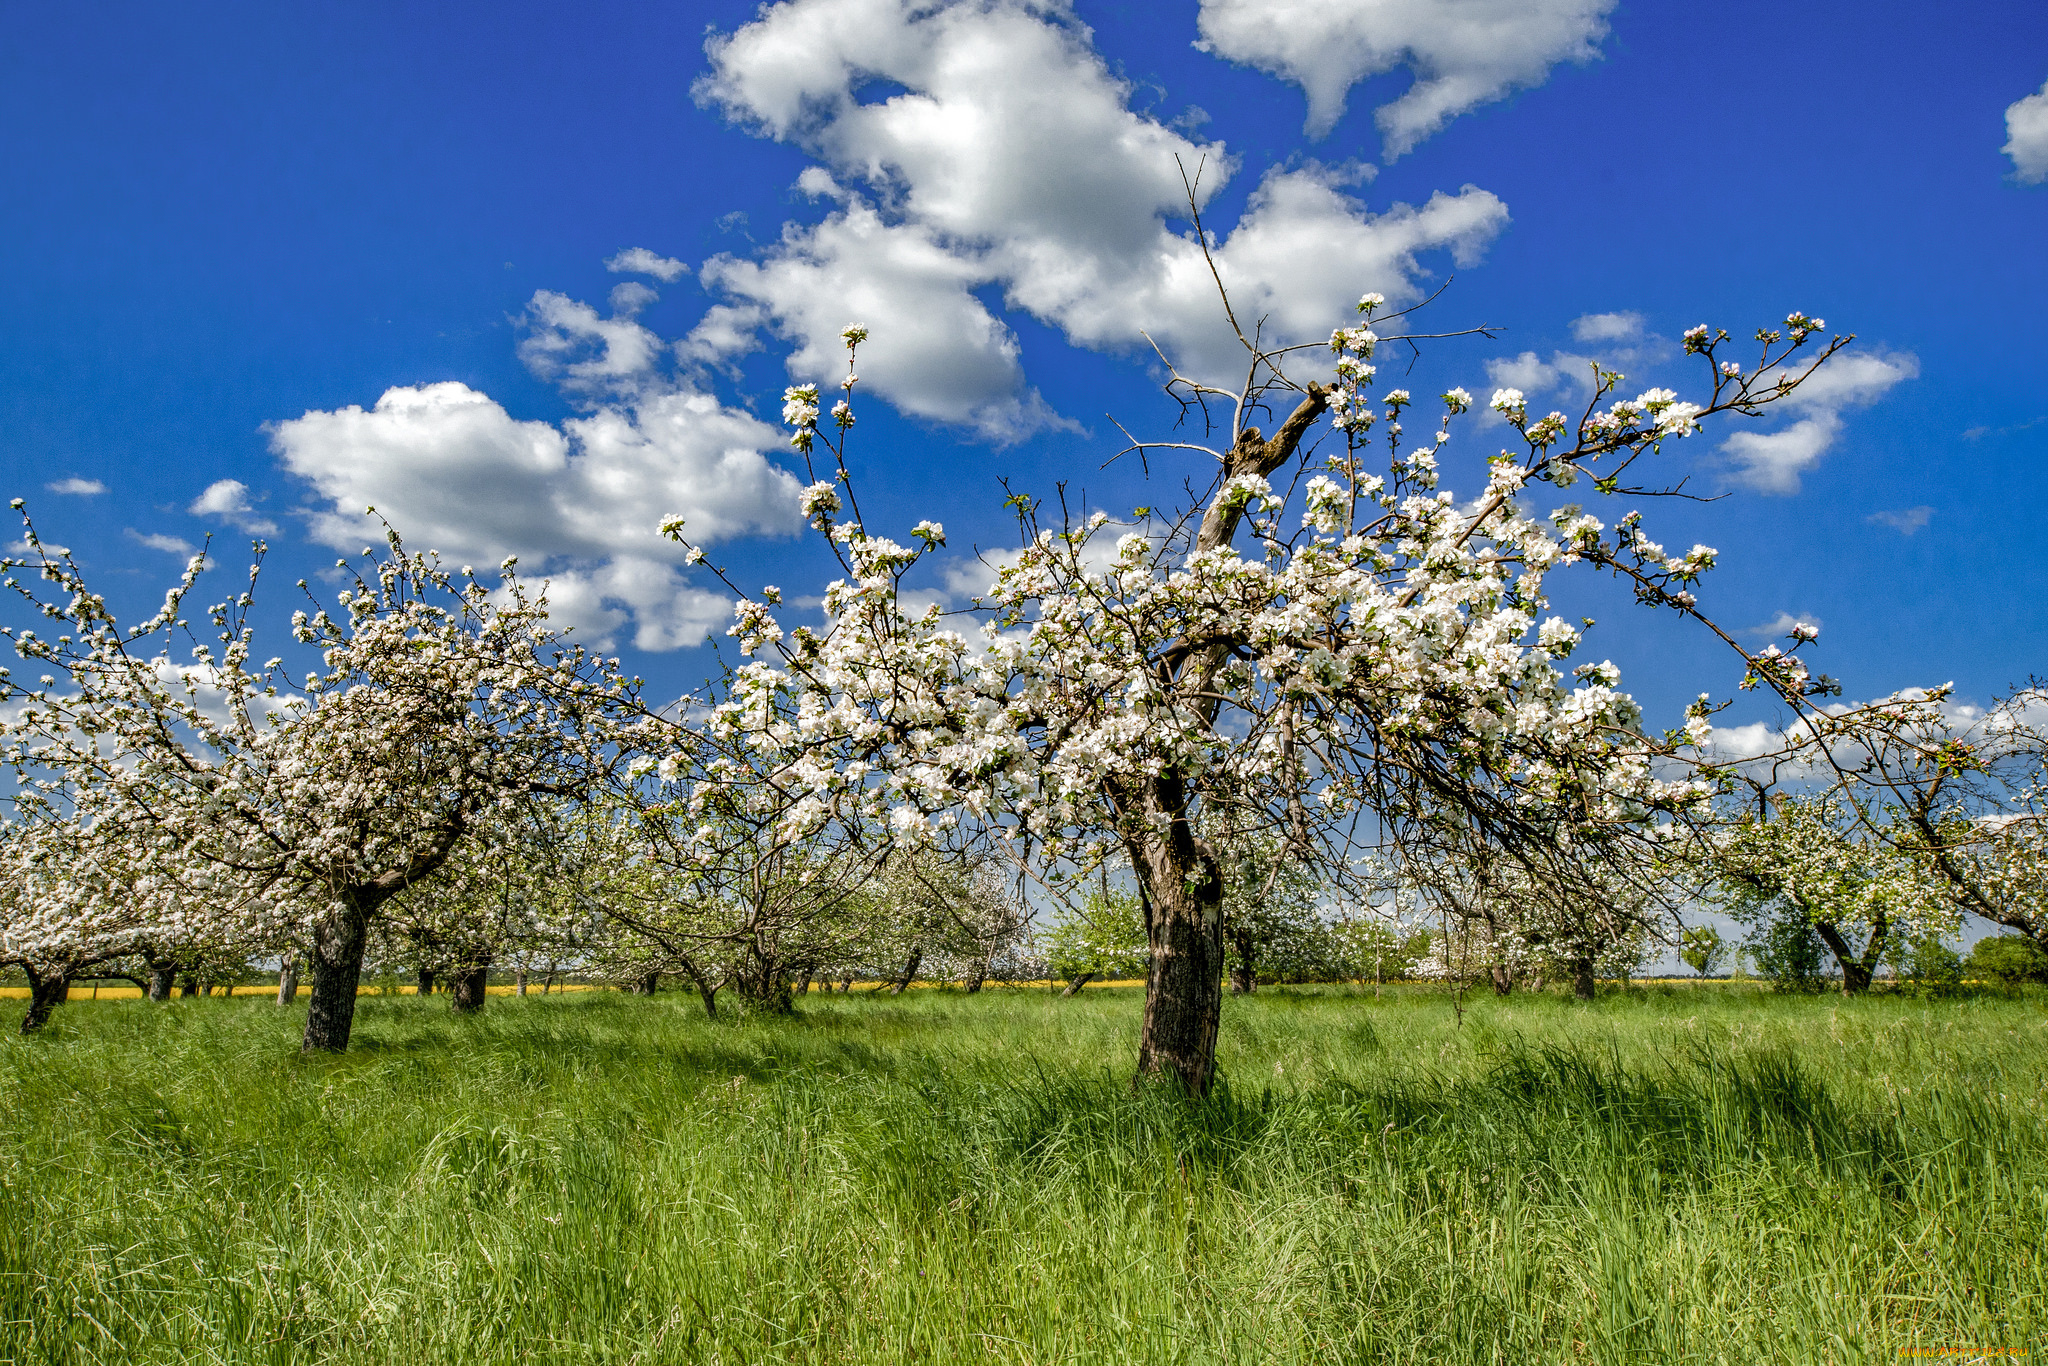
276;956;301;1006
147;963;176;1002
416;967;437;999
1814;918;1883;996
303;896;375;1052
1133;828;1226;1097
1060;972;1096;998
20;966;69;1033
451;965;489;1013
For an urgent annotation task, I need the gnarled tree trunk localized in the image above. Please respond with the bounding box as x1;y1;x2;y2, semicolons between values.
147;962;176;1002
276;956;300;1006
416;966;437;998
451;964;489;1013
632;971;660;996
303;896;375;1052
1570;955;1596;1001
1489;964;1515;996
1132;815;1226;1096
1814;917;1885;996
19;965;69;1033
887;951;921;996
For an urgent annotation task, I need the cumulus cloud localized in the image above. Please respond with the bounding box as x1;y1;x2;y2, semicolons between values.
126;529;198;556
45;477;105;496
1570;310;1642;343
605;247;690;282
2004;77;2048;184
1720;350;1918;495
270;338;802;651
187;478;279;536
692;0;1507;430
1194;0;1616;154
1868;506;1932;536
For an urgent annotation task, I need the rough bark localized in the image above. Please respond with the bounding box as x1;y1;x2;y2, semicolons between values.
1570;955;1596;1001
276;956;300;1006
302;896;375;1052
416;967;438;999
19;966;69;1033
632;971;660;996
451;964;489;1013
887;951;921;996
515;970;528;996
147;963;176;1002
1489;964;1515;996
1060;971;1096;998
1813;919;1883;996
1132;819;1226;1096
679;960;720;1019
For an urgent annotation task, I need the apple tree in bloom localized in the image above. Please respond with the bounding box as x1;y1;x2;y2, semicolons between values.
665;297;1859;1094
0;516;641;1049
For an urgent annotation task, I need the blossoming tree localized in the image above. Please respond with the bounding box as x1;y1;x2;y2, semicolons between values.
0;519;640;1049
660;284;1859;1093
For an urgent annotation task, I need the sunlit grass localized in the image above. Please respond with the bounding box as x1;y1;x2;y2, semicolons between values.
2;984;2043;1363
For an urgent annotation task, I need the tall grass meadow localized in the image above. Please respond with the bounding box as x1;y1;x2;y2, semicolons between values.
1;984;2042;1363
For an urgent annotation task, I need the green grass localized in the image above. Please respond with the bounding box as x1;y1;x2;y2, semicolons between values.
1;984;2044;1364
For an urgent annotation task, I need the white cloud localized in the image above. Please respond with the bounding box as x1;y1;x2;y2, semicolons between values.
126;529;198;556
270;372;801;652
517;290;668;397
7;539;69;557
693;0;1507;426
1868;506;1932;536
187;478;279;536
2003;77;2048;184
1720;350;1918;495
1744;610;1821;641
605;247;689;282
1194;0;1617;155
45;477;105;497
1570;310;1642;343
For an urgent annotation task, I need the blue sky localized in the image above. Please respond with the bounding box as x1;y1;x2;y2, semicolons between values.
4;0;2045;733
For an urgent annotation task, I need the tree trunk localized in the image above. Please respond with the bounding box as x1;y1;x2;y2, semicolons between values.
19;966;68;1033
303;896;374;1052
1570;955;1596;1001
965;947;992;995
416;966;437;998
516;970;528;996
1061;971;1096;998
887;951;921;995
178;976;198;999
1133;824;1226;1096
1489;964;1515;996
633;971;660;996
796;970;813;998
451;964;489;1013
147;963;176;1002
276;956;300;1006
1813;919;1881;996
838;976;853;993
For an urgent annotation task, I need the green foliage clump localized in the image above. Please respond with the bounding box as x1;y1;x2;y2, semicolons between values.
1966;934;2048;985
